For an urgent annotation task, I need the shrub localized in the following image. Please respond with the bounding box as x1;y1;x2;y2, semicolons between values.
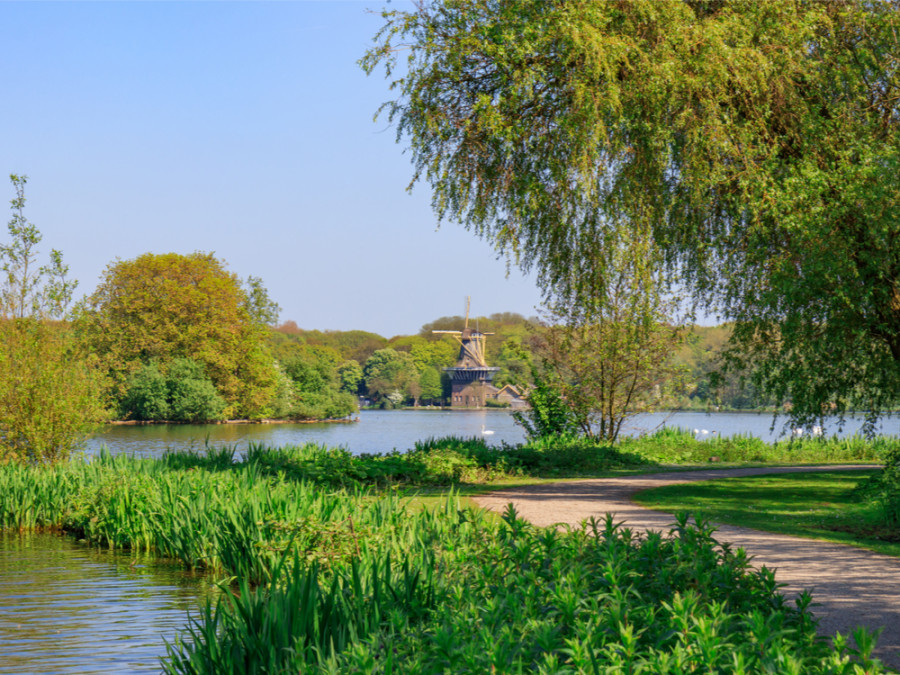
0;319;106;463
120;358;225;422
853;447;900;526
512;374;580;440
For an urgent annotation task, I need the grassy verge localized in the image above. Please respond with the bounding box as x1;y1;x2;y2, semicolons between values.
632;470;900;557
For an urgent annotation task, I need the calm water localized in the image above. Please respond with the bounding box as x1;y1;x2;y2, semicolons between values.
0;533;214;674
84;409;900;458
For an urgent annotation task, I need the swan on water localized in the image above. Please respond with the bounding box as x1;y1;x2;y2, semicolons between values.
481;425;494;436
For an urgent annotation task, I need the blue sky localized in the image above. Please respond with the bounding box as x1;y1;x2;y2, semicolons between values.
1;1;542;337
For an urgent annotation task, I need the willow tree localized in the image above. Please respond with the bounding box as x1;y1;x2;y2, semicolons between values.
363;0;900;429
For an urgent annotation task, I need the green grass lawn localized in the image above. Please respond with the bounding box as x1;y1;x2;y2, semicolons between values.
632;469;900;557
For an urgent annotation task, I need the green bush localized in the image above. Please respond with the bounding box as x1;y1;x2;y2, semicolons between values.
165;506;887;674
512;375;581;440
120;362;170;420
120;358;225;422
853;447;900;526
0;319;106;463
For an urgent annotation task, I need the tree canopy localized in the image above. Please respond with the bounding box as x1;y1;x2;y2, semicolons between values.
363;0;900;427
0;175;105;462
77;252;276;419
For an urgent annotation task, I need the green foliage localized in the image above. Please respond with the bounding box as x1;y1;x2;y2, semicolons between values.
0;320;107;463
512;373;580;441
854;448;900;527
293;389;357;421
246;436;649;488
336;359;363;395
121;359;225;423
363;0;900;429
242;275;281;327
626;427;892;465
275;323;388;365
362;348;418;407
417;366;443;404
271;342;357;420
534;292;686;442
492;335;532;389
170;359;227;422
77;252;277;419
1;175;76;319
0;176;106;463
0;441;892;672
163;503;884;673
483;397;508;409
120;362;169;420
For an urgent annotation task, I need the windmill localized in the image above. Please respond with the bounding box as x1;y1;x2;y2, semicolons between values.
433;297;500;407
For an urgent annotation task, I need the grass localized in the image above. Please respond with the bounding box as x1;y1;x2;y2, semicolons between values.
622;426;891;465
632;469;900;557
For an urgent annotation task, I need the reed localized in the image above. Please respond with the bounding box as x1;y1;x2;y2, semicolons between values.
0;448;422;583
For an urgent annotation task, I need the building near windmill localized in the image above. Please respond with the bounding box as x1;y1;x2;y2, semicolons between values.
434;306;498;407
433;299;529;409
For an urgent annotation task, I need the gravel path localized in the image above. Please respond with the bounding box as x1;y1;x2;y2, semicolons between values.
473;465;900;670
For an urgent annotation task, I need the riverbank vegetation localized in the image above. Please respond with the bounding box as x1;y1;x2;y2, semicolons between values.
0;439;891;673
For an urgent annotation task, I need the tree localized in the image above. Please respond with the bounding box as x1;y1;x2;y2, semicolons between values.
1;175;76;319
267;338;357;420
337;359;364;395
493;336;533;389
0;175;105;462
528;231;685;442
363;1;900;429
77;252;277;419
363;348;419;407
418;366;444;405
244;275;281;327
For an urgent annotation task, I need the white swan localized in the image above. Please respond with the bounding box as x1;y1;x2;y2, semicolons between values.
481;424;494;436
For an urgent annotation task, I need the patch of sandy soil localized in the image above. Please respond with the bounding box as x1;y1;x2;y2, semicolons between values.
473;465;900;670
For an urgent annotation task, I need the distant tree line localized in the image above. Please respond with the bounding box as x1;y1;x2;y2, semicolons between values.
0;174;790;465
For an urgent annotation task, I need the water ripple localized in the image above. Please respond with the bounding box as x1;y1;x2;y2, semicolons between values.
0;533;212;674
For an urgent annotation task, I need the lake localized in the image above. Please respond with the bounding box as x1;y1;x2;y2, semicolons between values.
0;533;214;675
84;409;900;457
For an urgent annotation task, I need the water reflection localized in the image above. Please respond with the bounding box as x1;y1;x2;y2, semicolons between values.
0;533;214;674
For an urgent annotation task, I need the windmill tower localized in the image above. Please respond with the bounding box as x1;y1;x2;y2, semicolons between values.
433;298;500;407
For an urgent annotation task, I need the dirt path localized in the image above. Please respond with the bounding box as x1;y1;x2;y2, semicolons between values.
473;465;900;670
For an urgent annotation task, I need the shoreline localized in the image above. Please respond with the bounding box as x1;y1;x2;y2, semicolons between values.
107;417;359;426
